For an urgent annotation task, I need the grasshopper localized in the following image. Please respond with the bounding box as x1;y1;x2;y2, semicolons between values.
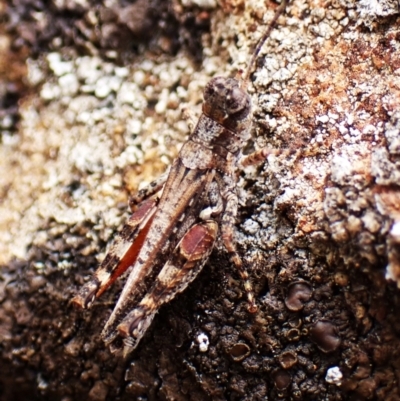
72;0;288;356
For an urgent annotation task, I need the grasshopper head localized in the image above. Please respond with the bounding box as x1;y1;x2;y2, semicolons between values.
199;77;253;153
203;77;252;130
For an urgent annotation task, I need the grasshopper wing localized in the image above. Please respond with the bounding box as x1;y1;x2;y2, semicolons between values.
72;198;158;309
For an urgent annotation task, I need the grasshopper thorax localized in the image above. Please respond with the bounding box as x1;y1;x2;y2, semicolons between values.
202;77;252;131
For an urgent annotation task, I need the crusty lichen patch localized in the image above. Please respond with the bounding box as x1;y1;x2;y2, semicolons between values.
0;48;205;265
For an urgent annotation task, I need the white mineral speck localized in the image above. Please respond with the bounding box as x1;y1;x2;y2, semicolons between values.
311;7;326;22
325;366;343;386
340;17;349;26
127;119;142;135
141;60;154;72
108;76;122;92
317;115;329;124
155;100;167;114
77;111;91;124
95;75;121;98
361;211;380;233
47;52;73;76
346;113;354;125
155;89;169;114
176;86;187;99
94;76;113;98
117;81;136;103
176;120;189;134
59;73;79;96
181;0;217;8
160;69;172;84
37;374;48;390
41;82;61;100
358;0;399;18
273;67;291;82
76;56;101;80
1;115;13;128
133;70;145;85
390;221;400;241
27;59;45;85
115;66;129;77
349;128;361;137
362;124;376;135
338;123;348;135
331;154;352;185
196;333;209;352
242;219;261;235
385;264;397;284
317;21;335;38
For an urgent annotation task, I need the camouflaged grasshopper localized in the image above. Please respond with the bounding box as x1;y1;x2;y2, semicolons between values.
73;0;288;356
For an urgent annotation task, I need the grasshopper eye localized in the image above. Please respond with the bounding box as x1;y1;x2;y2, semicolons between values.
225;86;250;117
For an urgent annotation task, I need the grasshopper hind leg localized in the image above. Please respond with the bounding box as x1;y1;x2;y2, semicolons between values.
217;174;258;313
121;307;156;357
116;220;218;355
129;168;170;211
71;198;158;309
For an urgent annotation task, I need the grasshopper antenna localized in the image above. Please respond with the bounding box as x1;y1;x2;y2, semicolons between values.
241;0;288;87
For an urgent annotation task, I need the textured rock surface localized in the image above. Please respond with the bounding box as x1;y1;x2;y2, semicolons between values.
1;0;400;400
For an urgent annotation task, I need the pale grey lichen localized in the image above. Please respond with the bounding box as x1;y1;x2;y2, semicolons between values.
325;366;343;386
